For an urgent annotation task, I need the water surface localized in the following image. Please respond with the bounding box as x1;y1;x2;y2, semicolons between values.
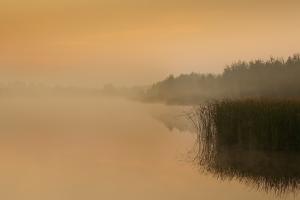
0;97;297;199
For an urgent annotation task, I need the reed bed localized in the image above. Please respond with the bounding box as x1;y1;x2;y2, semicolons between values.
188;98;300;193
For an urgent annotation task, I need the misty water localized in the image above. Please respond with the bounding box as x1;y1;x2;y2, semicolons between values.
0;97;298;200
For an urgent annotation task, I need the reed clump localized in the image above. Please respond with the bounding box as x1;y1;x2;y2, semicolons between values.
219;99;300;152
188;98;300;193
193;98;300;154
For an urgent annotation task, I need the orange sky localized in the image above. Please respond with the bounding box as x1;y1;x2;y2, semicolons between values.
1;0;300;86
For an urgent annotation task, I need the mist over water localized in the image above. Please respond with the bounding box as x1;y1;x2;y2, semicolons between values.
1;0;300;199
0;96;296;199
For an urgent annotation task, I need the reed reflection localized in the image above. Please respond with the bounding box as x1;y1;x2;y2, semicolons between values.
185;100;300;194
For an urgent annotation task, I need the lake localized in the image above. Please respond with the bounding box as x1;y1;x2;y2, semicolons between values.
0;97;297;200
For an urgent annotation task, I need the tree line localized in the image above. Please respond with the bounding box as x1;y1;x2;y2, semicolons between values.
143;54;300;104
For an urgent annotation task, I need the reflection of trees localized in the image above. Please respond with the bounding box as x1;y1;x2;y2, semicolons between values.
152;111;194;133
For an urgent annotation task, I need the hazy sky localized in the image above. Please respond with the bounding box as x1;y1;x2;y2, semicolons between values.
1;0;300;86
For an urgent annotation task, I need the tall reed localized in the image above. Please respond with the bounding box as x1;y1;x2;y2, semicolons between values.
188;98;300;193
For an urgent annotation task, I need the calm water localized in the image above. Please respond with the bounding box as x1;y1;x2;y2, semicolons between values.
0;97;297;200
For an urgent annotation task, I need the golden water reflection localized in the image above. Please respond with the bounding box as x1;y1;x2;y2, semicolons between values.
0;97;297;199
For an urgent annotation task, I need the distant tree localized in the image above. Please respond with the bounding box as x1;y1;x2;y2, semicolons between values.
144;54;300;104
